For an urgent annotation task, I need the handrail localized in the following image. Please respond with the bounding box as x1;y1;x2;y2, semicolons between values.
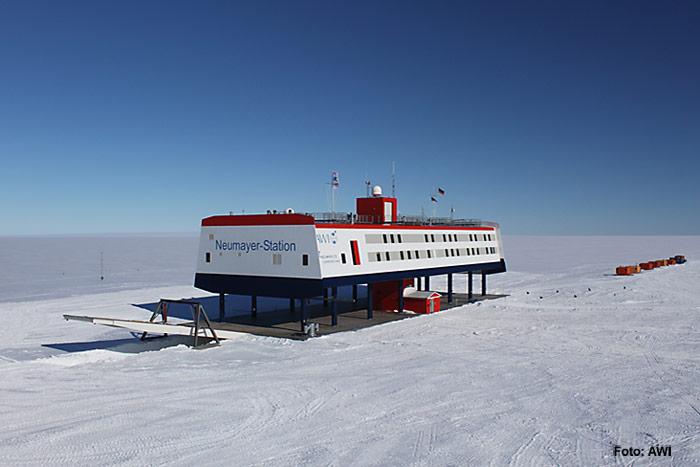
307;211;499;228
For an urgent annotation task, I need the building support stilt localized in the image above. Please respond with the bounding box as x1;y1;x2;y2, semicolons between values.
218;293;225;322
447;273;453;303
398;280;404;313
331;286;338;326
352;284;357;305
367;283;373;320
323;288;329;307
482;271;487;296
425;276;430;290
251;295;257;319
468;272;473;301
300;299;306;333
290;298;296;315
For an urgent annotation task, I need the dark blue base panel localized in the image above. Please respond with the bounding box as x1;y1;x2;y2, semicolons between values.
195;259;506;298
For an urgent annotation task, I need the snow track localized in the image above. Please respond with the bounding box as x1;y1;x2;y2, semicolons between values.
0;236;699;465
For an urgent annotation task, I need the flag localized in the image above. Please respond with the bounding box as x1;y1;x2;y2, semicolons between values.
437;187;445;196
331;171;339;188
431;196;438;203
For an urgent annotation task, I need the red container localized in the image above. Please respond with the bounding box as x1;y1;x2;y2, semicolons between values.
640;262;654;270
404;291;442;314
654;260;665;268
668;258;676;265
616;266;634;276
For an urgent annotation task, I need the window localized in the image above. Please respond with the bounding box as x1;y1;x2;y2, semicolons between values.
456;249;460;256
383;234;388;243
427;250;432;258
466;249;471;256
390;234;395;243
451;248;455;256
415;250;419;259
400;251;405;260
376;252;381;261
471;248;476;255
424;234;429;242
341;253;347;264
302;254;308;266
272;253;282;265
407;251;412;260
442;234;447;242
431;234;435;242
445;248;449;256
386;252;390;261
205;252;211;263
469;234;473;241
397;234;402;243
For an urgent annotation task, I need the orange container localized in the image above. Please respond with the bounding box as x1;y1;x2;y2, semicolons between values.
668;258;676;265
661;259;669;266
631;265;641;273
616;266;634;276
640;262;654;270
654;260;664;267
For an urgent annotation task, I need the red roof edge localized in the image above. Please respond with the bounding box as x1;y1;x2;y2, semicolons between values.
314;223;495;231
202;213;315;227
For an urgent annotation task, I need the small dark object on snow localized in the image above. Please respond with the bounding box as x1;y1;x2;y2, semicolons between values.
556;290;559;293
573;294;577;298
623;286;626;290
526;291;530;295
539;296;543;299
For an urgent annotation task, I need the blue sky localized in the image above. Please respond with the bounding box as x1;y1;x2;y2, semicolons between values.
1;0;698;235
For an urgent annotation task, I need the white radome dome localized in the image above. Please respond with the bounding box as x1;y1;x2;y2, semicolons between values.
372;185;383;197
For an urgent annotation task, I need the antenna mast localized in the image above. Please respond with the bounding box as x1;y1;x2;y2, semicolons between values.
329;171;340;214
391;161;396;197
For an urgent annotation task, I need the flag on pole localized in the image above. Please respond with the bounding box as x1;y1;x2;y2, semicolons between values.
331;171;339;188
437;187;445;196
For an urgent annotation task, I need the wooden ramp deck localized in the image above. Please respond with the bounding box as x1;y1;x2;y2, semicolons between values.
209;293;506;341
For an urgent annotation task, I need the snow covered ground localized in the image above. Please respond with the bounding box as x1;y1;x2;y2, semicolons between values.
0;236;698;466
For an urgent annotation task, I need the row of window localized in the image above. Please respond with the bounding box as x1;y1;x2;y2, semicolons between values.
273;253;310;266
366;232;494;245
367;246;497;263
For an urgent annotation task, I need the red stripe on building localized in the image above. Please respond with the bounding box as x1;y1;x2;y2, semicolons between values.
315;223;495;231
350;240;361;265
202;214;315;227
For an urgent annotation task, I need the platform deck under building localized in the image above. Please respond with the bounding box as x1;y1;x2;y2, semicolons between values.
208;293;506;341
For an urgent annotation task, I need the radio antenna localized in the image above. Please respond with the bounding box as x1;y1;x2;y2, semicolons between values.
391;161;396;197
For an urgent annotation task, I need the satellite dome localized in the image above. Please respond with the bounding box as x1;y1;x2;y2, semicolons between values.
372;185;383;197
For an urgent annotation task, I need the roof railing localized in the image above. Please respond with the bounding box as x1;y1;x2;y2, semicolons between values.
306;212;498;228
